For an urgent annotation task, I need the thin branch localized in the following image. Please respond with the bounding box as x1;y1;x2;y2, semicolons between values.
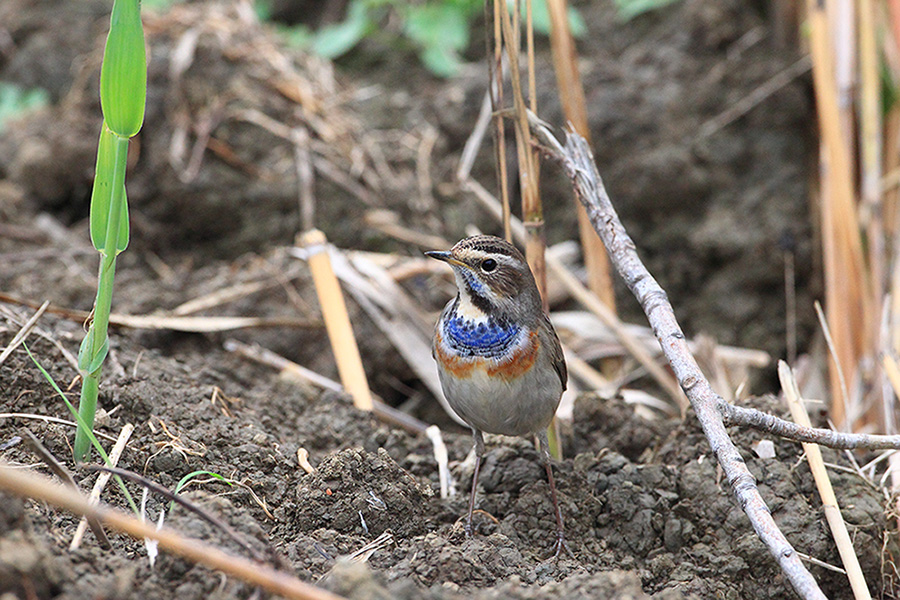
528;113;827;600
719;399;900;449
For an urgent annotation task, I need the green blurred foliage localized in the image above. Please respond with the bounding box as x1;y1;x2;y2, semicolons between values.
614;0;680;21
274;0;585;77
0;83;49;133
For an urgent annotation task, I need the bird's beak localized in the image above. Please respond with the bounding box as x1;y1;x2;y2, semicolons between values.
425;250;466;268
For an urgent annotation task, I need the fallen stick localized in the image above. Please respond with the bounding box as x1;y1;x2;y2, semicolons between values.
0;463;346;600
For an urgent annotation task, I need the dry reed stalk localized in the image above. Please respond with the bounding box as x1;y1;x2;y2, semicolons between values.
545;0;616;313
830;0;856;146
498;0;547;307
883;110;900;235
491;0;512;243
890;0;900;67
859;0;887;432
807;0;872;428
779;362;873;600
0;463;345;600
298;229;373;411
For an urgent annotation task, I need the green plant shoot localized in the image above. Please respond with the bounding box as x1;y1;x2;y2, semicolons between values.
74;0;146;462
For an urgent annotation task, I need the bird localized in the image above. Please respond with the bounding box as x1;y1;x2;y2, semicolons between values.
426;234;568;556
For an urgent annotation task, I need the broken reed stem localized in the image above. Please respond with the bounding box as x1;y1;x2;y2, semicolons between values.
299;229;373;412
0;463;345;600
70;422;134;550
498;0;547;308
545;0;616;313
779;362;872;600
858;0;887;435
529;114;826;600
490;0;512;243
807;0;872;429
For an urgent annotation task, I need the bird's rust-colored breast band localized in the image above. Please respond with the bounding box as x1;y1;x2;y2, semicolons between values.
436;330;540;381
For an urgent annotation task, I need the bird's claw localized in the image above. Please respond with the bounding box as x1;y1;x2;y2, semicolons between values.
546;532;573;561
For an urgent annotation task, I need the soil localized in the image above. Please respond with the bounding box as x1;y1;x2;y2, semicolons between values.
0;1;894;599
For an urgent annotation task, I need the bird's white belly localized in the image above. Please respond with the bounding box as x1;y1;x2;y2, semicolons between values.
435;330;562;436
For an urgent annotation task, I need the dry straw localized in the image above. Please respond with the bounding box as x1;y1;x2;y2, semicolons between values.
299;229;374;412
779;362;872;599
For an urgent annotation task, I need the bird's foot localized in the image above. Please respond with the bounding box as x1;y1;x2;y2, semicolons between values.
546;530;573;561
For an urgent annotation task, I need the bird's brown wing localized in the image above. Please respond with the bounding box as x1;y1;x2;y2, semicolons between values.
542;312;568;392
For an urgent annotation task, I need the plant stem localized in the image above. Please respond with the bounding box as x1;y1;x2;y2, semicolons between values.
74;134;127;462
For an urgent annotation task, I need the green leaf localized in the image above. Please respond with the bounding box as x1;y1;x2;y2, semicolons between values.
89;125;130;254
100;0;147;137
405;4;469;52
26;343;139;514
0;83;49;134
566;5;587;38
169;470;232;512
77;328;110;374
614;0;681;22
512;0;586;38
420;44;463;78
312;0;371;58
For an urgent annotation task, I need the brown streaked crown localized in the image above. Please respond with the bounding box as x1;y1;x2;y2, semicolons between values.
449;235;538;303
450;235;525;263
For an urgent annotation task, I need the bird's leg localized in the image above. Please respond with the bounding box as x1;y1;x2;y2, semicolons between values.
464;429;485;537
537;429;569;558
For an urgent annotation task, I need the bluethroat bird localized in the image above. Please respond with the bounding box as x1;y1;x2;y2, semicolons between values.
426;235;568;556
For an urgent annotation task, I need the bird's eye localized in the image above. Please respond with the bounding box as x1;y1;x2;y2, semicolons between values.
481;258;498;273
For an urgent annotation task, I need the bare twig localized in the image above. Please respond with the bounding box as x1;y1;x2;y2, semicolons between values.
528;114;827;599
718;399;900;449
0;463;345;600
697;56;812;140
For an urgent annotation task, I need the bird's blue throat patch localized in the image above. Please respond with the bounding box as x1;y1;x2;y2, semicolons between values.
442;304;520;358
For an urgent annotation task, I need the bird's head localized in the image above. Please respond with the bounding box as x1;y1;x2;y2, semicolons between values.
426;235;541;320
